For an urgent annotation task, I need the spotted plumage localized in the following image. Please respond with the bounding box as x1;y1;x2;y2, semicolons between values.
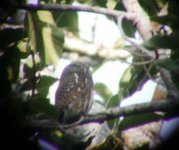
55;62;93;124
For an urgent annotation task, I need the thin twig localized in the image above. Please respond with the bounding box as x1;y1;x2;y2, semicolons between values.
123;36;155;59
31;50;36;97
121;59;155;66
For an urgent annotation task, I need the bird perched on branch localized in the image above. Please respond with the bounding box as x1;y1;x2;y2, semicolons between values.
55;62;94;124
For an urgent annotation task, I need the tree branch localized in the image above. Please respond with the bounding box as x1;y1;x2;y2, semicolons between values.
81;100;176;124
23;100;178;130
121;0;179;100
157;67;179;100
12;3;156;64
63;30;155;65
62;29;130;60
121;0;153;41
15;3;125;17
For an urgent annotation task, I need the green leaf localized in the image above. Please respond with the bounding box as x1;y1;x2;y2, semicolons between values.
0;27;24;48
20;75;57;97
168;0;179;30
156;58;175;70
118;66;132;98
53;11;78;35
37;75;58;89
118;113;163;131
143;32;179;49
42;25;64;65
138;0;159;16
54;133;94;150
151;15;171;25
114;0;125;11
55;0;74;4
113;1;136;37
0;44;21;96
125;54;148;96
106;94;120;108
120;49;157;98
19;77;35;92
36;75;58;97
28;11;64;66
106;0;119;9
94;82;113;101
122;18;136;38
25;96;58;119
106;94;121;129
93;0;107;7
120;66;132;88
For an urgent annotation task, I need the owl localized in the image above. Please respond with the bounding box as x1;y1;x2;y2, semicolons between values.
55;62;93;124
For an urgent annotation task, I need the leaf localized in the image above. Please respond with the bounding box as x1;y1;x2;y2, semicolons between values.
118;66;132;98
93;0;107;7
36;75;58;89
122;18;136;38
120;66;132;88
114;0;125;11
19;77;35;92
143;32;179;49
20;75;57;96
106;94;121;129
124;51;157;97
106;94;120;108
56;134;94;150
94;82;113;101
113;1;136;37
156;58;175;70
118;113;163;131
36;75;58;97
0;27;24;48
17;40;31;58
53;11;78;34
106;0;119;9
56;0;74;4
27;11;64;66
25;96;58;119
167;0;179;30
0;44;21;96
90;134;122;149
127;68;147;96
138;0;159;16
151;15;171;25
42;26;64;65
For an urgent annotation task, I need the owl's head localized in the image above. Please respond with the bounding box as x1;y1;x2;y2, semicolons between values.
61;62;90;77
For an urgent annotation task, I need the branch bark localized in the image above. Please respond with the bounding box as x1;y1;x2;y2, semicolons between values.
62;30;130;60
121;0;153;41
16;3;126;17
23;100;178;130
11;3;143;27
121;0;179;99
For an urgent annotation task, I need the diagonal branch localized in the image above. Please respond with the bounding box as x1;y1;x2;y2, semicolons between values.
121;0;153;41
23;100;179;130
8;2;142;26
80;100;176;125
15;3;127;18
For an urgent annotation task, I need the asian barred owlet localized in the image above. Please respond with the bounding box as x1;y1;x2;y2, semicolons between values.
55;62;93;124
